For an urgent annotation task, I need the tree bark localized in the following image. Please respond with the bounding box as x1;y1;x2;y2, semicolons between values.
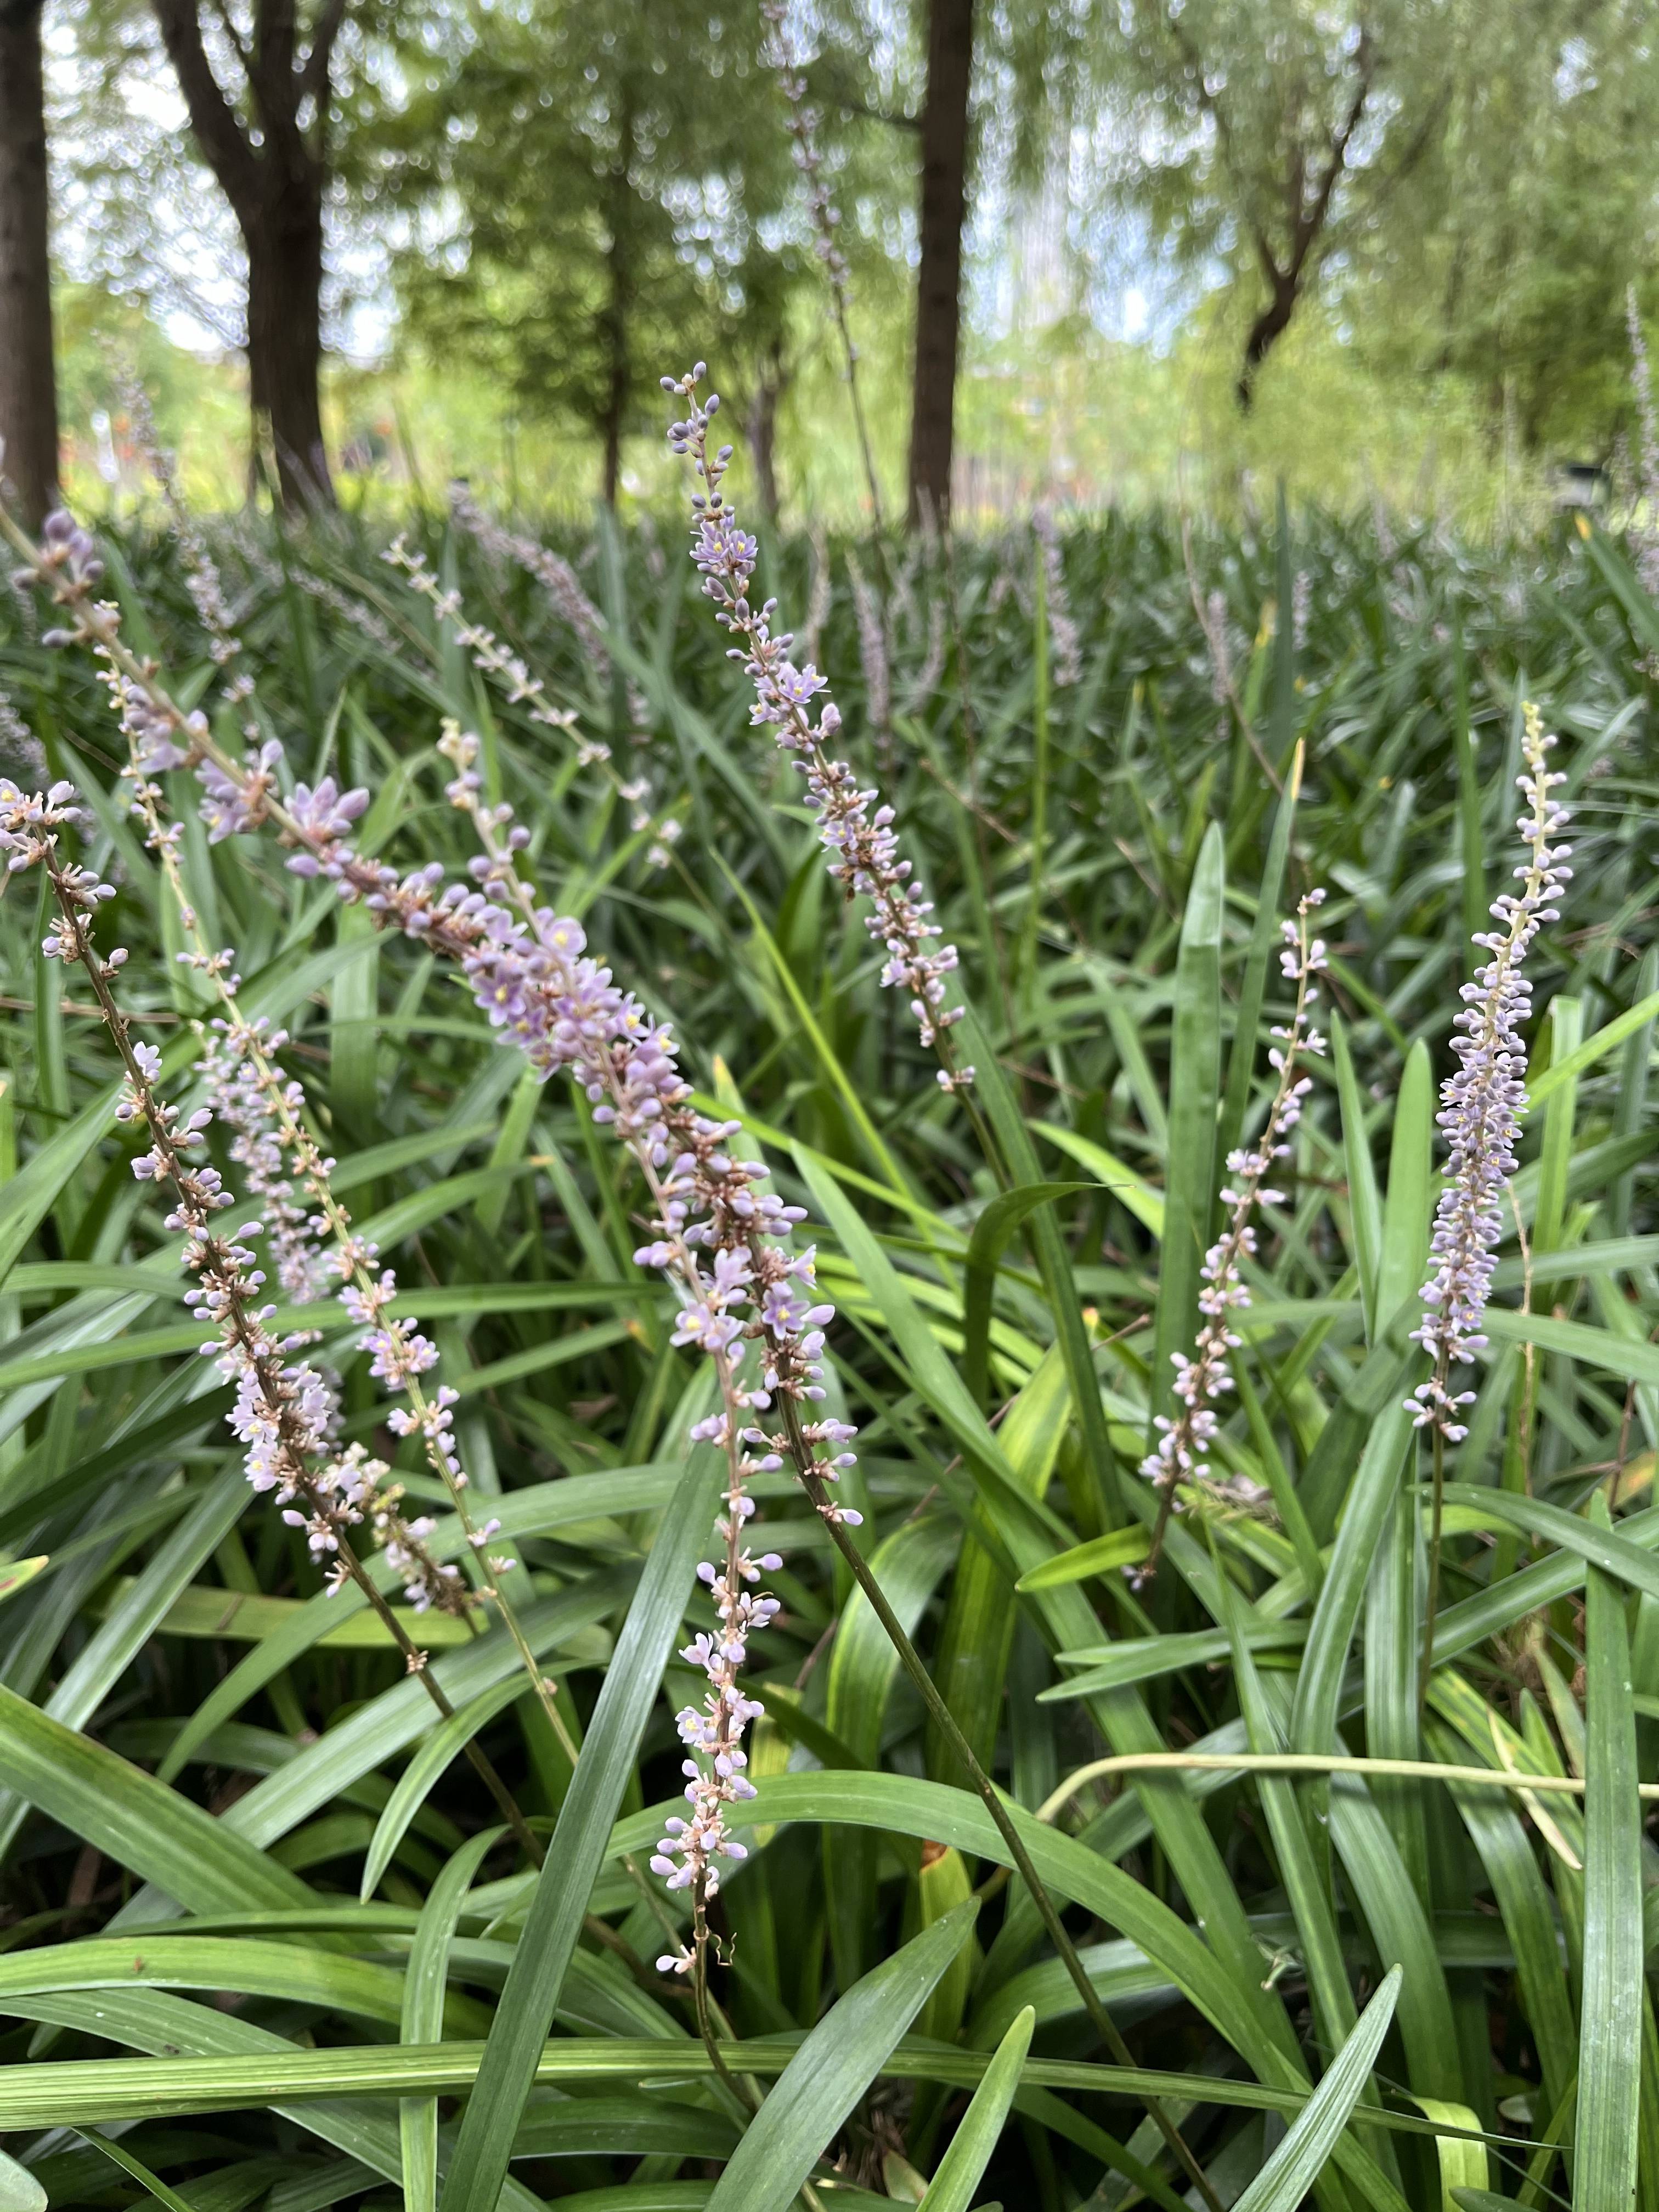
747;338;788;523
1237;273;1301;410
597;93;637;507
0;1;59;527
907;0;974;525
246;196;332;507
150;0;340;509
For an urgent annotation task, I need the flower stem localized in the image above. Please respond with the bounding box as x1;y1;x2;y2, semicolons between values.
37;837;546;1876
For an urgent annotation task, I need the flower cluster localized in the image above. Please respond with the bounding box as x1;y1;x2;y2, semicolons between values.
0;678;47;784
121;804;482;1613
11;501;867;1967
1136;891;1329;1583
845;548;893;766
1032;507;1082;689
763;2;851;326
122;371;258;746
1;798;434;1597
664;365;973;1091
1410;706;1572;1438
447;480;641;720
200;1020;330;1306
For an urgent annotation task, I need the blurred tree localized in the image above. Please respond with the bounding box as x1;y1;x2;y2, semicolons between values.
380;0;821;509
1359;0;1659;450
1096;0;1452;407
142;0;357;505
0;0;60;525
908;0;973;519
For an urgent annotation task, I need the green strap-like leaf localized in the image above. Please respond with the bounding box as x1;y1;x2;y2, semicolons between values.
961;1183;1088;1404
437;1431;720;2212
0;1679;311;1913
74;2130;195;2212
361;1679;523;1903
1576;1499;1643;2209
1150;820;1222;1432
1231;1968;1402;2212
403;1830;500;2212
0;2151;44;2212
918;2004;1034;2212
706;1900;981;2212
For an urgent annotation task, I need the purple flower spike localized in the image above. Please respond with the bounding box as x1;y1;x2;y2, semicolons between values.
1410;704;1573;1438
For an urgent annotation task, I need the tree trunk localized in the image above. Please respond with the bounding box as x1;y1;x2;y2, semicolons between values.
598;97;636;508
246;195;333;509
747;341;787;523
600;346;625;509
0;2;59;527
907;0;974;524
1237;273;1301;411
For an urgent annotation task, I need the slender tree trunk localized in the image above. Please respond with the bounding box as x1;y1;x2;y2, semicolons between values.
907;0;974;525
600;345;625;509
0;1;59;527
747;340;787;523
246;195;333;508
1237;273;1301;411
598;97;637;508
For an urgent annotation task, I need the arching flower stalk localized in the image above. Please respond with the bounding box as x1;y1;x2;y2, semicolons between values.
1626;286;1659;630
664;366;974;1093
0;775;549;1864
1413;703;1572;1699
760;0;883;528
385;536;682;870
7;516;830;1980
845;548;893;770
437;725;828;1975
114;710;584;1749
14;498;571;1730
446;480;651;731
1137;890;1329;1587
5;505;1225;2197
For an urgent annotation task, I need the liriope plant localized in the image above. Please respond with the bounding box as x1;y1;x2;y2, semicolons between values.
0;441;1655;2212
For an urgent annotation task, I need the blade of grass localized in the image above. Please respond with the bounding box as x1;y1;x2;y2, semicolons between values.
1575;1496;1642;2209
403;1830;500;2212
436;1429;720;2212
917;2004;1034;2212
1231;1968;1402;2212
706;1900;981;2212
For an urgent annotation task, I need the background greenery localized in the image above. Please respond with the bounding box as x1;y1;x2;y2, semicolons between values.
1;486;1658;2205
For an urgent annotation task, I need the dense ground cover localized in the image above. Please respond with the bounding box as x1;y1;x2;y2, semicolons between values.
0;476;1657;2210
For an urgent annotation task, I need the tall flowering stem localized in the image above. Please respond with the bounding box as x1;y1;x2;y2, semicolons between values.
664;365;974;1096
7;506;1219;2203
1137;892;1329;1586
385;537;683;872
1627;289;1659;599
0;775;544;1869
1413;704;1571;1703
1032;508;1082;689
116;754;584;1760
761;0;884;529
446;481;652;732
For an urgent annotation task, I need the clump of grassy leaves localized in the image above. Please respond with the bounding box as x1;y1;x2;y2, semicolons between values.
0;493;1656;2209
